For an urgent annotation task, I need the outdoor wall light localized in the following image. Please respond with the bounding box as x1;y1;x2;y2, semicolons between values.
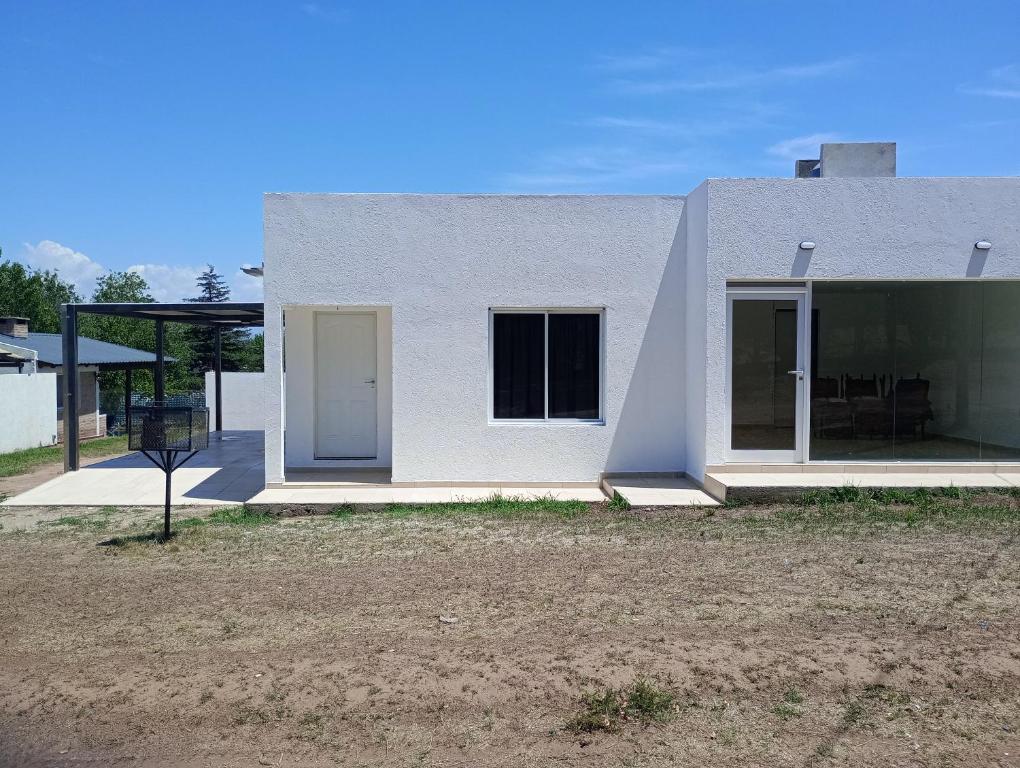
799;241;816;250
975;241;992;250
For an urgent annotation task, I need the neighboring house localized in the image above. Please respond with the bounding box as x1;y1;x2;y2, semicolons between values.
260;141;1018;488
0;316;168;442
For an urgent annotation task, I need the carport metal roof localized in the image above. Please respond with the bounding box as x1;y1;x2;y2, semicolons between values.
62;302;265;472
71;302;264;327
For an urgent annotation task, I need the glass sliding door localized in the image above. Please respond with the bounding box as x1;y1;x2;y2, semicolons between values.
809;281;1020;462
728;290;806;462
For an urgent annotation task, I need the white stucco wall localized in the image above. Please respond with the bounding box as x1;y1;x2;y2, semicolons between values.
682;183;709;482
690;177;1020;474
205;371;266;431
0;373;57;453
264;194;686;483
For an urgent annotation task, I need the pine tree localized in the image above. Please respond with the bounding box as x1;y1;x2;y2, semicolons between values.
186;265;247;376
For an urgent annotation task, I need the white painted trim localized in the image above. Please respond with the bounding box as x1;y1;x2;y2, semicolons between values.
725;287;808;463
487;308;605;425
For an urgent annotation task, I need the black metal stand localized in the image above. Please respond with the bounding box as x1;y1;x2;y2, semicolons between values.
140;449;199;539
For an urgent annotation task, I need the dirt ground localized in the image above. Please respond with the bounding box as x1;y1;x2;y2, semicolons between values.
0;501;1018;767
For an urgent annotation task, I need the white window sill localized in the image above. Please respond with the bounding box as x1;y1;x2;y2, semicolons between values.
488;419;605;426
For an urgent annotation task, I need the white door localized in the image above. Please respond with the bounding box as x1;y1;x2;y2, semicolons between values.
726;289;808;463
315;313;378;459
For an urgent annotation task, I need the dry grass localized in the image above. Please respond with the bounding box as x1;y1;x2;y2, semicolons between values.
0;497;1018;767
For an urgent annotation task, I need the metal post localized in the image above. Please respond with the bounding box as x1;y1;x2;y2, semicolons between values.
61;305;79;472
154;319;165;404
124;368;133;437
163;452;173;540
214;326;223;433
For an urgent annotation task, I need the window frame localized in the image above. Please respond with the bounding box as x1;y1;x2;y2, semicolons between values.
487;307;605;425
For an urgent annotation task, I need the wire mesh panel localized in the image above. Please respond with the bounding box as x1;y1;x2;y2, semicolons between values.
128;406;210;452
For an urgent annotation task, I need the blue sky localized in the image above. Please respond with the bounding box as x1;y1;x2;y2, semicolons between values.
2;1;1018;302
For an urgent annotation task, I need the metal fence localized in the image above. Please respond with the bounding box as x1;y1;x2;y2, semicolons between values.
102;391;206;435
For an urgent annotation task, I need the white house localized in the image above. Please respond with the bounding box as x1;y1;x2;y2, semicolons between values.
262;142;1020;491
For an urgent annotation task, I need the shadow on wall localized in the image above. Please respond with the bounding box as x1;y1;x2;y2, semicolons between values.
966;246;988;277
791;245;812;277
604;222;686;473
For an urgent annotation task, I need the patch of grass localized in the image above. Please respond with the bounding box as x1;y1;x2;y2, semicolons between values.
567;677;677;733
176;506;276;529
774;702;802;721
0;435;128;478
206;506;275;526
329;504;355;520
44;509;115;531
740;486;1020;533
784;688;805;704
99;505;274;549
800;485;974;507
838;685;911;730
46;514;108;530
385;493;588;521
608;491;631;511
841;699;870;726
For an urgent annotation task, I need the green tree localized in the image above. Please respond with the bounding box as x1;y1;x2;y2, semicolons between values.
79;271;196;402
236;331;264;372
186;265;249;375
0;253;80;333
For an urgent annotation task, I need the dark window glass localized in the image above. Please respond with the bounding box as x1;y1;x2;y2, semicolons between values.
548;314;600;419
810;284;896;460
810;281;1020;462
492;313;544;419
980;283;1020;460
730;300;798;450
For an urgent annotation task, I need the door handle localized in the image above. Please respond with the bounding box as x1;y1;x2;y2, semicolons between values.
364;379;376;385
787;370;804;380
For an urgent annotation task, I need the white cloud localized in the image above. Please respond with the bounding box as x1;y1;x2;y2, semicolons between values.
960;64;1020;99
611;57;858;95
594;47;699;73
127;264;264;303
767;133;843;161
19;240;105;298
501;146;689;191
300;2;347;22
125;264;204;302
583;112;768;139
228;269;265;302
13;239;262;303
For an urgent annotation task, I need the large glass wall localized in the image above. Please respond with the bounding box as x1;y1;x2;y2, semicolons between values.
810;281;1020;461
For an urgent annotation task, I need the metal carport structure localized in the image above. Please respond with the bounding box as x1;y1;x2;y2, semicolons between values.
61;302;264;471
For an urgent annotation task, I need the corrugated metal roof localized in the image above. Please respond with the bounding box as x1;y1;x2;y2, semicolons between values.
0;332;174;367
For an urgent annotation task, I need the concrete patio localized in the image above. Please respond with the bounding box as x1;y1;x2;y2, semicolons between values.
1;431;265;507
602;475;720;506
5;431;1017;509
0;431;607;508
